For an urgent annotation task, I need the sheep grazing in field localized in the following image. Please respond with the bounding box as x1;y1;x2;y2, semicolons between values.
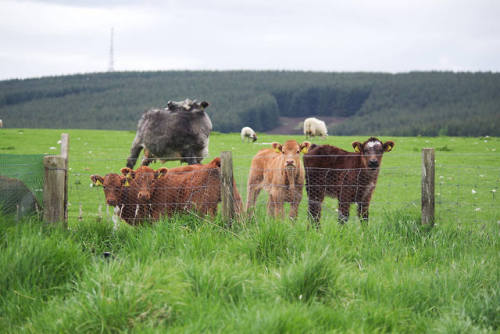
241;126;257;142
303;137;395;226
303;117;327;139
0;119;3;128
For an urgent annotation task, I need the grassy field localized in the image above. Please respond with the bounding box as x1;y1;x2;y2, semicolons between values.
0;128;499;332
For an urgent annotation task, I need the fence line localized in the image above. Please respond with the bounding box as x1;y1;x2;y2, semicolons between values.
2;143;499;227
66;150;499;227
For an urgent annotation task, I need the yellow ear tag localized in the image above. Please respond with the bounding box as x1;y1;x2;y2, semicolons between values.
126;173;132;179
95;180;102;186
124;179;130;187
157;174;162;179
301;147;308;154
354;146;361;153
274;148;281;153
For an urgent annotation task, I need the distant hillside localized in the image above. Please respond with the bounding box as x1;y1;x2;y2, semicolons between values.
0;71;499;136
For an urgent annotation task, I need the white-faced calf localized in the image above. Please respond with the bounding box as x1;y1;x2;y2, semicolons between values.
303;137;394;226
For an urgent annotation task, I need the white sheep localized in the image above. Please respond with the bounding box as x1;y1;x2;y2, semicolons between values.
0;119;3;128
303;117;327;139
241;126;258;142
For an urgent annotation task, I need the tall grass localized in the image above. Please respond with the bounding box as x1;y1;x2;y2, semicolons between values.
1;209;498;333
0;130;498;332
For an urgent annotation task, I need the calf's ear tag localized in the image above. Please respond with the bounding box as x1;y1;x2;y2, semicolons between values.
124;180;130;187
301;147;308;153
96;180;103;186
274;148;281;153
354;145;361;153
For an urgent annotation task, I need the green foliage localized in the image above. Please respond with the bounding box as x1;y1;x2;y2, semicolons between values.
1;71;499;136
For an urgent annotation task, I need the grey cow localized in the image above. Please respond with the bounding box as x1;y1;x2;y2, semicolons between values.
126;99;212;168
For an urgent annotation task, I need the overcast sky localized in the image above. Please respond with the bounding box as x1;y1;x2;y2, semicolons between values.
0;0;499;80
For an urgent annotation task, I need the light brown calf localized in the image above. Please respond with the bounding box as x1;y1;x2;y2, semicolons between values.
246;140;310;219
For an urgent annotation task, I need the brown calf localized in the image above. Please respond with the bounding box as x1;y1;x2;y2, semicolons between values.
149;157;242;219
246;140;311;219
90;173;145;225
119;166;168;224
303;137;394;226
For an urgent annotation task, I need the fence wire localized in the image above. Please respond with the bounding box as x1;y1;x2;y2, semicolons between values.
0;154;44;219
63;152;499;227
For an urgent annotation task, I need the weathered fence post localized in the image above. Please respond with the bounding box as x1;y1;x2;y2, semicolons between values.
221;151;235;226
43;133;69;227
421;148;435;226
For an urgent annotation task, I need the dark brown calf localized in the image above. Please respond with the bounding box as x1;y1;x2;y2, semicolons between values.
303;137;394;226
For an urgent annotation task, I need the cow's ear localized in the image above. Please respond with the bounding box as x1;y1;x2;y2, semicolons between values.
90;175;104;186
383;141;395;152
352;141;362;153
120;167;134;179
210;157;221;168
155;167;168;179
272;142;283;153
300;141;311;154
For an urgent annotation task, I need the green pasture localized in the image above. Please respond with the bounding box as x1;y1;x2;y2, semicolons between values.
0;128;499;332
0;128;498;226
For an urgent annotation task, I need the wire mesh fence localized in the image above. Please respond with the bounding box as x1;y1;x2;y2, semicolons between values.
63;152;499;227
1;149;497;226
0;153;44;219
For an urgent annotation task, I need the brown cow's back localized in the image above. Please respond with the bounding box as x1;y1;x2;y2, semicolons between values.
151;157;242;219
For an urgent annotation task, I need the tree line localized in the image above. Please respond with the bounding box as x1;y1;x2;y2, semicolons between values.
0;71;499;136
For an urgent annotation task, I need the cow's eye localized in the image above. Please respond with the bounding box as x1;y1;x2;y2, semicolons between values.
296;150;300;154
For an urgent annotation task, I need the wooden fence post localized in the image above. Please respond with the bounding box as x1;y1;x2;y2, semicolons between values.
221;151;235;226
43;133;69;227
421;148;435;226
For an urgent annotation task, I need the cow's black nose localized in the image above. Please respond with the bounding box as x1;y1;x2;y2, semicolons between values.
368;159;379;168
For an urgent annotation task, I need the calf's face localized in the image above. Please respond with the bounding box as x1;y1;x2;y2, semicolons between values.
121;166;168;202
352;137;395;169
90;174;127;207
272;140;311;169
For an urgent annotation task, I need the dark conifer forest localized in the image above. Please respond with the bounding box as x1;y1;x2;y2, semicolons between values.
0;71;498;136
